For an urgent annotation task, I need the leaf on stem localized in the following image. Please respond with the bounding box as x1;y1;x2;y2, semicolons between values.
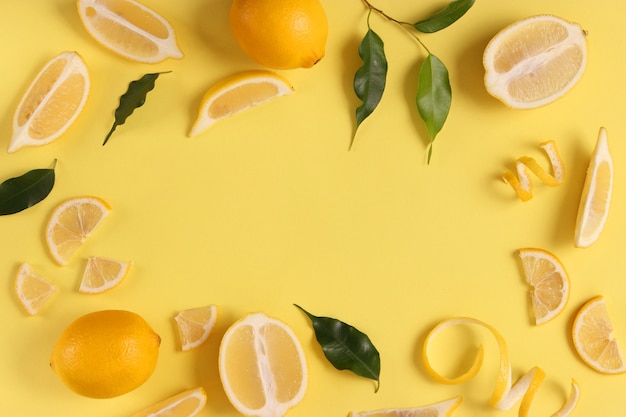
0;160;56;216
103;72;170;145
413;0;475;33
352;28;388;148
294;304;381;392
416;54;451;163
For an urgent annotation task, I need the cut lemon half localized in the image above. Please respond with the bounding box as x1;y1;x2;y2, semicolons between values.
9;51;89;153
175;305;217;351
45;196;111;266
574;127;613;248
14;263;58;315
79;256;132;294
349;396;462;417
189;70;294;137
572;295;626;374
129;387;207;417
77;0;183;63
218;312;307;417
517;248;570;325
483;15;587;109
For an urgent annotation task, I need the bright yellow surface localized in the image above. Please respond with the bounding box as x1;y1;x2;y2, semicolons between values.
1;1;625;416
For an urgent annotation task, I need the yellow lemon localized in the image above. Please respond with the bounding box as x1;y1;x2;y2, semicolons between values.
229;0;328;70
50;310;161;398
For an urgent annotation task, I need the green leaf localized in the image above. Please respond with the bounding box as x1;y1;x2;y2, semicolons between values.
352;28;387;147
0;160;56;216
416;54;451;163
103;72;170;145
295;304;381;392
413;0;475;33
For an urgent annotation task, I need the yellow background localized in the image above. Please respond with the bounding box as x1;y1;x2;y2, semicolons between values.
1;0;625;416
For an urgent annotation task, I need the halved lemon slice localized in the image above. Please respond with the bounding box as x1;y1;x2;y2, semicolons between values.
174;305;217;351
189;70;294;137
349;396;462;417
9;51;89;153
14;263;58;315
45;196;111;266
129;387;207;417
518;248;570;325
77;0;183;63
483;15;587;109
572;295;626;374
574;127;613;248
79;256;132;294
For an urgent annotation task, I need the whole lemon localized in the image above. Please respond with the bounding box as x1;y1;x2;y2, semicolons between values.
50;310;161;399
229;0;328;70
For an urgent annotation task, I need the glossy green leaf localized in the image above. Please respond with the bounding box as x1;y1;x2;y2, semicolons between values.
416;54;451;163
0;160;56;216
295;304;380;392
103;72;170;145
352;28;387;147
413;0;475;33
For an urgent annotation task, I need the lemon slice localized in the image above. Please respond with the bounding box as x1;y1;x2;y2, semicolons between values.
45;196;111;266
349;396;462;417
574;127;613;248
9;51;89;153
189;70;294;137
77;0;183;63
572;295;626;374
78;257;132;294
483;15;587;109
14;263;58;316
518;248;570;325
129;387;207;417
218;312;307;417
174;305;217;351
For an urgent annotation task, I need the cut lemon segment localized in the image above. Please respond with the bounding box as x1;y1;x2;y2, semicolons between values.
517;248;570;325
45;196;111;266
574;127;613;248
218;312;307;417
483;15;587;109
349;396;463;417
174;305;217;351
189;70;294;137
77;0;183;63
14;263;58;315
9;51;89;153
129;387;207;417
79;256;132;294
572;295;626;374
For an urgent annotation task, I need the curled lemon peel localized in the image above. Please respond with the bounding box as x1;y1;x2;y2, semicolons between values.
502;141;565;202
422;317;580;417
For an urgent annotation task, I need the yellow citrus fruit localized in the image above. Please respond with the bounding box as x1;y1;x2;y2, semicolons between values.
572;295;626;374
129;387;207;417
229;0;328;70
218;312;307;417
189;70;294;137
14;263;58;316
50;310;161;398
45;196;111;266
175;305;217;351
574;127;613;248
78;256;132;294
77;0;183;63
517;248;570;325
483;15;587;109
9;51;89;153
349;396;463;417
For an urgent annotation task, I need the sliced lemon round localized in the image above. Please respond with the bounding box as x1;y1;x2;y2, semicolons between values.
14;263;58;315
483;15;587;109
349;396;462;417
9;51;89;153
189;70;294;137
77;0;183;63
78;256;132;294
174;305;217;351
129;387;207;417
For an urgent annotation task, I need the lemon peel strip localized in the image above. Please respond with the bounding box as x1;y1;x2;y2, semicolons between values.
422;317;579;416
502;141;564;202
